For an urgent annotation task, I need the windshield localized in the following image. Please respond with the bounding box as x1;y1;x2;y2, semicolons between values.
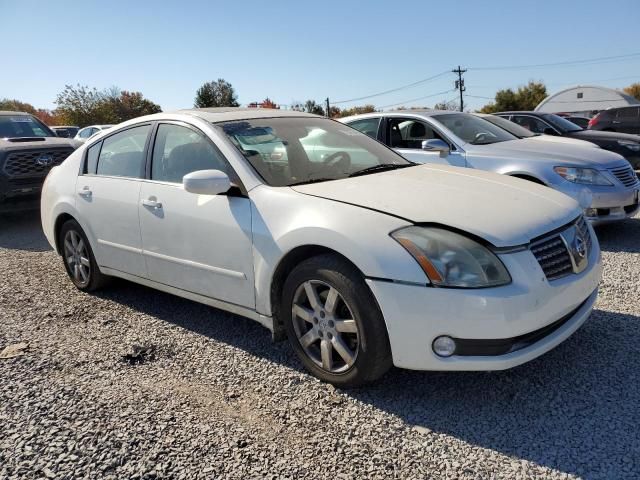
478;114;536;138
543;114;583;133
0;115;55;138
220;117;412;186
432;113;518;145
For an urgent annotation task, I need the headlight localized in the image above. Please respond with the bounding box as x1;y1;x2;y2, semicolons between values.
553;166;613;186
391;227;511;288
618;140;640;152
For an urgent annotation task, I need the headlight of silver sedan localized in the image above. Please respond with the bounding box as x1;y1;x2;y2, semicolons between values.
553;166;613;186
391;227;511;288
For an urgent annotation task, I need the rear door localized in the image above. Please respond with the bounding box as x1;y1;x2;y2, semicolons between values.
382;116;466;166
615;107;640;134
75;124;152;277
137;122;255;308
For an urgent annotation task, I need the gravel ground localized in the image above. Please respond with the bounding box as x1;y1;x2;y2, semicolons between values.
0;212;639;480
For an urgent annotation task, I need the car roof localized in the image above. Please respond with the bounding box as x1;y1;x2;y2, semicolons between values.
52;125;79;128
0;110;32;116
179;107;321;123
339;109;463;123
494;111;544;116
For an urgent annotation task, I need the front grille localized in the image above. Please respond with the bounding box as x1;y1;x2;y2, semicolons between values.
530;216;592;282
609;164;639;188
2;149;72;178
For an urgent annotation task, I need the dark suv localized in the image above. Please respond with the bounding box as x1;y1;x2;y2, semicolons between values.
496;111;640;170
588;106;640;135
0;111;77;212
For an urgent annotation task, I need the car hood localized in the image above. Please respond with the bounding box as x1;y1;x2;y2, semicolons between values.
468;138;628;168
291;165;580;247
527;134;599;148
0;137;77;152
570;129;640;143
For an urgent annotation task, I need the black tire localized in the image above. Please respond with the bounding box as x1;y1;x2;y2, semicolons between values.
59;219;109;292
281;254;392;387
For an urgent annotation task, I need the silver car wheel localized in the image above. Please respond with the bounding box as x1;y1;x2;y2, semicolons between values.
291;280;359;373
63;230;90;287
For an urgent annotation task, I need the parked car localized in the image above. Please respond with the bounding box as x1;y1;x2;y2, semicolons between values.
0;111;77;212
42;108;602;386
496;111;640;170
588;106;640;135
341;111;639;224
476;113;598;148
51;125;80;138
73;124;113;143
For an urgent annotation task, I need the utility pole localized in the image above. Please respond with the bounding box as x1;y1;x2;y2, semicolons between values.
325;98;330;118
452;66;467;112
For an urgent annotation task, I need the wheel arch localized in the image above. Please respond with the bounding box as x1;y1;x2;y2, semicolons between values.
53;212;78;255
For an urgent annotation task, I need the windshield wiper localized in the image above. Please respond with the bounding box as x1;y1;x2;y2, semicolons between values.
348;163;414;178
288;177;337;186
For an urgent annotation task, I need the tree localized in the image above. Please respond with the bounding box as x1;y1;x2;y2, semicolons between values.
0;99;37;114
260;97;278;109
106;90;162;121
55;84;112;126
479;81;547;113
194;79;239;108
624;83;640;101
433;99;458;111
336;104;376;117
304;100;325;116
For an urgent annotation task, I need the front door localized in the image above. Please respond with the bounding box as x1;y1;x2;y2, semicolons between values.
74;124;152;277
384;117;466;167
138;122;255;308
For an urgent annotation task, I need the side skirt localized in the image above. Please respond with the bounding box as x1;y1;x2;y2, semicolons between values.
99;266;274;333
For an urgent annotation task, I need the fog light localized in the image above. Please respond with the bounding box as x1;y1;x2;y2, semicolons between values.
585;208;598;218
432;336;456;357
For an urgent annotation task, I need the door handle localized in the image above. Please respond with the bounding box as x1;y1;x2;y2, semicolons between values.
77;186;92;197
141;198;162;209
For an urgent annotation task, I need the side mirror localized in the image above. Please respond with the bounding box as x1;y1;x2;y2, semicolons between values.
421;139;450;158
183;169;231;195
543;127;558;136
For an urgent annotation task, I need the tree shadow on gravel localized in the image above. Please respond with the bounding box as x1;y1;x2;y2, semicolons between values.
96;280;639;479
0;211;51;252
594;216;640;254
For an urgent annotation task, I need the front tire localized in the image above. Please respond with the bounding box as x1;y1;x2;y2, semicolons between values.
281;254;392;387
59;219;109;292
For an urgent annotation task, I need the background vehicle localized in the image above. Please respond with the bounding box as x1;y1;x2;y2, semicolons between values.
342;111;639;223
496;111;640;170
41;108;601;386
73;124;113;143
588;106;640;135
476;113;597;148
51;126;80;138
0;111;77;212
565;116;591;129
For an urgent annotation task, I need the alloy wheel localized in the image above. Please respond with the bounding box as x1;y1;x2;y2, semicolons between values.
291;280;359;373
63;230;90;287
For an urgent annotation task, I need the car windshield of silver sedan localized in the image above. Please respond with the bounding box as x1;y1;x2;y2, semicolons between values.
0;115;56;138
220;117;414;186
432;113;518;145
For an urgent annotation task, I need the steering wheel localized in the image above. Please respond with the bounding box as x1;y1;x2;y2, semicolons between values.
323;151;351;170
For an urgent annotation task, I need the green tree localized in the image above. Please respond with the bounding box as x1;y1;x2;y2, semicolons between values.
0;99;37;114
194;79;239;108
624;83;640;101
106;90;162;121
303;100;325;116
55;84;112;126
479;81;547;113
337;104;376;117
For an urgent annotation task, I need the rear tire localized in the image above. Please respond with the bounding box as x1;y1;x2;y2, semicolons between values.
281;254;392;387
59;219;109;292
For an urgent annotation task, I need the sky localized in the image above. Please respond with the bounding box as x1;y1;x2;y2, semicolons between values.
2;0;640;113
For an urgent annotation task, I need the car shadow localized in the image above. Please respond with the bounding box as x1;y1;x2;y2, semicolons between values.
95;279;639;479
593;215;640;254
0;211;52;252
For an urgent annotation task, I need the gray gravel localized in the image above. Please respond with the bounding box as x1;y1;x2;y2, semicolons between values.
1;211;639;479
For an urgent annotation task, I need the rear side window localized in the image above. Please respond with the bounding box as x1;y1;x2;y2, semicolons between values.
617;108;639;119
347;118;380;139
85;142;102;174
151;123;231;183
96;125;151;178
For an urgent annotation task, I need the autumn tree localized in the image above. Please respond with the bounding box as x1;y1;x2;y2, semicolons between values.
194;79;239;108
105;90;161;121
624;83;640;101
260;98;278;109
479;81;547;113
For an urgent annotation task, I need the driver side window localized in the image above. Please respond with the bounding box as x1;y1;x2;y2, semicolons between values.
151;124;231;184
387;118;446;149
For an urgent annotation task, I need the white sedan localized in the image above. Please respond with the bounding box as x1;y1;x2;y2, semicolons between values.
41;108;602;386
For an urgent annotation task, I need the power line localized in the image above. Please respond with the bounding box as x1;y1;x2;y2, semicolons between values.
468;52;640;71
332;71;450;104
378;89;456;109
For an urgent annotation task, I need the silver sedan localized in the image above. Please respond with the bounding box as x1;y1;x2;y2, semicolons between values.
341;111;640;224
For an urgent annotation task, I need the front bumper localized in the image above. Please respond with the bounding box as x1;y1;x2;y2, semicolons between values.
555;181;639;224
368;237;602;371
